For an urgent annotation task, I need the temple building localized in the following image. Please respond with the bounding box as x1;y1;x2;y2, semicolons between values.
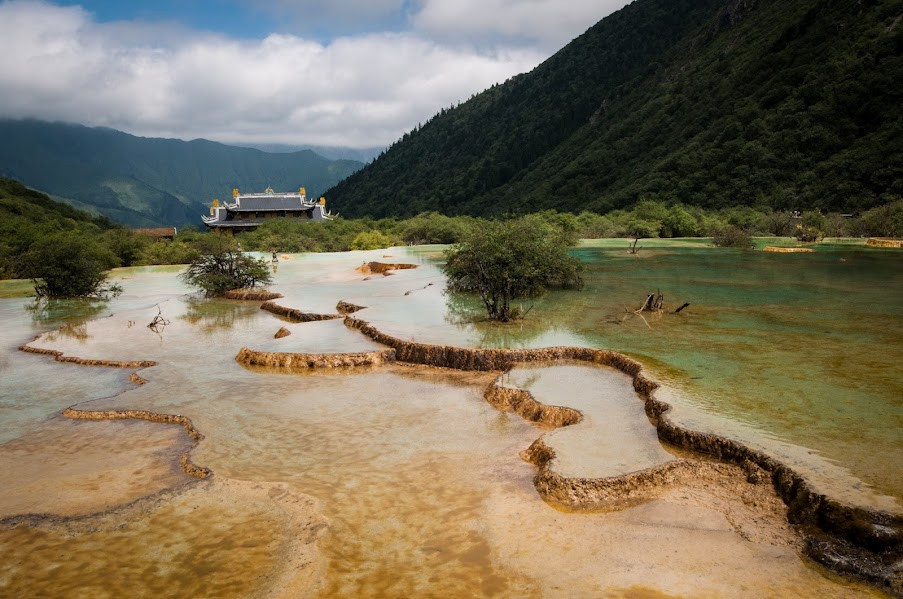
202;186;332;231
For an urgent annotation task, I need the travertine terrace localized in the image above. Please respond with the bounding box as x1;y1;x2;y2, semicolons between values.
4;250;901;596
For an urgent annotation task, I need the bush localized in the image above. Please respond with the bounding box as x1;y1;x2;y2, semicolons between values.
350;230;398;250
860;199;903;237
180;236;273;296
712;225;754;249
136;240;201;265
444;218;583;322
395;212;469;244
100;228;150;267
575;211;616;238
761;211;795;236
794;224;822;242
661;205;700;237
20;231;122;298
721;206;769;233
622;218;660;253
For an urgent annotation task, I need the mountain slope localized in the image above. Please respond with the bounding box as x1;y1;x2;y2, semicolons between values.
0;176;117;278
0;177;114;231
327;0;902;217
0;120;364;227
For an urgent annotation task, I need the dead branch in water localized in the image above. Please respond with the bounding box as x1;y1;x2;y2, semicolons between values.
620;291;687;328
147;304;170;334
621;305;652;329
636;290;664;313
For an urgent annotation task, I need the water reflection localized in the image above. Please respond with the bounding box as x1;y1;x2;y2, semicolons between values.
181;297;262;333
24;297;108;327
389;245;902;499
444;290;553;348
0;247;895;597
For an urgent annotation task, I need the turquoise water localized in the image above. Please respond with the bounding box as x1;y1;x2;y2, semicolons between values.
0;246;897;596
324;245;902;502
2;246;900;502
561;246;903;500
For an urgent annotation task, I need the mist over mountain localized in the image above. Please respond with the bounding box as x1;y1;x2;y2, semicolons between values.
235;144;385;164
0;120;363;228
326;0;902;218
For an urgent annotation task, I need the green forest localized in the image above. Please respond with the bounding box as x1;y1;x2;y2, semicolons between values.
3;176;900;286
326;0;902;218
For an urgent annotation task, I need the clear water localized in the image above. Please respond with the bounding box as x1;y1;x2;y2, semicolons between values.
311;245;902;504
0;245;897;597
550;245;903;502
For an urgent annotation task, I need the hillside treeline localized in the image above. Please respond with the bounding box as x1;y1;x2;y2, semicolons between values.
326;0;902;218
3;177;900;281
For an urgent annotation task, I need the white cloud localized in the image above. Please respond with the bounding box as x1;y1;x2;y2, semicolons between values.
0;0;629;147
412;0;631;51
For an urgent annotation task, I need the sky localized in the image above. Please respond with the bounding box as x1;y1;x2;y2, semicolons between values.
0;0;631;149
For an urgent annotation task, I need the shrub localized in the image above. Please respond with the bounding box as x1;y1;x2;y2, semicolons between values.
794;224;822;242
20;231;122;298
351;230;398;250
622;218;660;253
180;236;273;296
100;228;150;267
395;212;468;244
136;240;201;265
661;205;700;237
860;199;903;237
712;225;754;249
575;211;616;238
444;218;583;322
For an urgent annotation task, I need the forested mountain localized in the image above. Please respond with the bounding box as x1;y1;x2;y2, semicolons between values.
0;177;118;278
0;177;114;231
327;0;903;218
0;120;363;227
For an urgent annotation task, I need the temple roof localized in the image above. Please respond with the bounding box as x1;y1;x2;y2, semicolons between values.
231;195;309;211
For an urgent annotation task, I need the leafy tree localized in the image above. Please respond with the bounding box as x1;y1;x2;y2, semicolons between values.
575;211;616;238
19;231;122;298
761;211;795;236
180;236;273;296
136;240;201;265
661;204;700;237
800;210;827;233
794;224;823;243
712;225;754;249
100;228;150;267
860;199;903;237
623;218;660;254
721;206;770;233
631;200;669;226
351;230;398;250
443;218;582;322
394;212;469;244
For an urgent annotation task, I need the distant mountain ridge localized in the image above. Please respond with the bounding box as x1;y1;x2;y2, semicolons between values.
0;120;364;227
326;0;903;218
235;143;384;163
